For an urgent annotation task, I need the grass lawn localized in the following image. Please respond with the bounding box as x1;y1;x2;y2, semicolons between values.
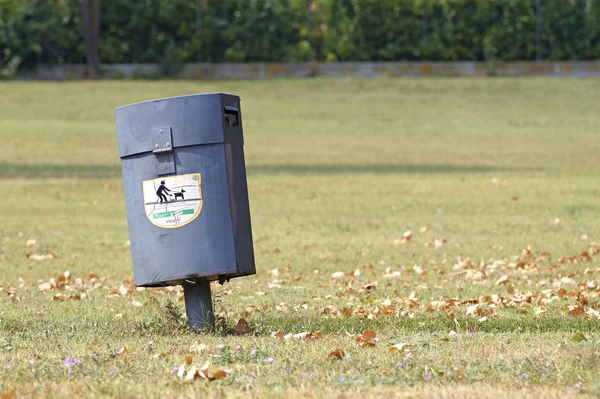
0;78;599;398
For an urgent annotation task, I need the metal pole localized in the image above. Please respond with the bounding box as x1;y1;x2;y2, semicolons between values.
536;0;542;62
183;279;214;330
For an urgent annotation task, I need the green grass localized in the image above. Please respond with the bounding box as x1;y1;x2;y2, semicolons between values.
1;78;600;398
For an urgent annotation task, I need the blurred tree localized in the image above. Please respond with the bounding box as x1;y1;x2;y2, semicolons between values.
81;0;101;78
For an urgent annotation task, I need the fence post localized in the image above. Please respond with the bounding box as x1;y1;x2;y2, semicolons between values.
536;0;542;62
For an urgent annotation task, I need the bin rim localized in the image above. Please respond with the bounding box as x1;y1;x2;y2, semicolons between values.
115;92;239;111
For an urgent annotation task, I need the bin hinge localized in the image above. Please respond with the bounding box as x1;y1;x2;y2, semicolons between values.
152;126;176;176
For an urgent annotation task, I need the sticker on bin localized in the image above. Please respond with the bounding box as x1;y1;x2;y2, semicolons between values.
143;173;203;228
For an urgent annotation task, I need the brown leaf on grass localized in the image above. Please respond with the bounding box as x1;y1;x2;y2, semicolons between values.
399;230;412;244
151;353;166;359
185;366;199;381
27;253;57;261
388;343;413;352
116;347;129;362
36;310;44;317
568;305;585;316
26;239;37;247
210;370;228;381
190;340;208;354
360;282;378;293
0;387;16;399
38;282;52;292
355;330;377;347
331;271;345;279
495;275;510;285
327;348;345;360
52;293;66;301
185;356;193;365
232;318;249;335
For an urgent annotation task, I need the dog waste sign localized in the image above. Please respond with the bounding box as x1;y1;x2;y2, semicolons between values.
142;173;203;228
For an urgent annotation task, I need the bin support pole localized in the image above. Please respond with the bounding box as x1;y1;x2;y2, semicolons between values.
183;279;215;330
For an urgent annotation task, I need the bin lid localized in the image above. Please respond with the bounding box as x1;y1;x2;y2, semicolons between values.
115;93;242;158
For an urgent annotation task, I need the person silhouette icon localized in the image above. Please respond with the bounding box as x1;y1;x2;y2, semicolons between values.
156;181;171;203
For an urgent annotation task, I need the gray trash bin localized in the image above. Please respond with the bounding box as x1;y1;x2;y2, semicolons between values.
115;93;255;329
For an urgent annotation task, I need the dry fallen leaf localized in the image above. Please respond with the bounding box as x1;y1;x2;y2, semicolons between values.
28;253;57;261
52;293;66;301
0;387;16;399
230;318;249;335
387;343;413;352
331;271;345;279
568;304;585;316
190;340;208;354
116;347;129;362
210;370;228;381
495;275;510;285
185;356;193;365
185;365;199;381
355;329;377;347
131;300;143;307
26;239;37;247
327;348;345;360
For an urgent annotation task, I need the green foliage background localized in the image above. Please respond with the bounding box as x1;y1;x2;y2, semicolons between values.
1;0;600;74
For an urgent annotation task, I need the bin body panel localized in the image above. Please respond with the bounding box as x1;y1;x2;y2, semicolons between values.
116;93;255;287
225;143;255;275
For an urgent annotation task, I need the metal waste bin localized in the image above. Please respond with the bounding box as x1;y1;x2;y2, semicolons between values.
115;93;255;329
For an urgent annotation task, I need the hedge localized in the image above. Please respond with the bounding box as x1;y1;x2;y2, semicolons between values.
1;0;600;76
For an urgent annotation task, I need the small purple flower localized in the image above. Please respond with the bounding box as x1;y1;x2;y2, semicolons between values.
110;369;117;375
147;341;153;346
250;349;257;356
235;345;241;351
68;370;73;375
574;382;584;388
28;360;34;365
517;326;523;332
397;361;403;368
469;331;475;338
532;355;537;360
249;371;256;377
272;343;277;348
512;357;517;363
3;364;10;369
449;331;458;339
64;358;73;367
172;366;180;372
302;371;309;377
92;355;97;362
456;364;461;369
338;376;346;382
552;360;556;367
522;373;529;379
424;373;432;381
216;344;225;349
224;368;232;374
105;340;109;346
356;366;361;371
285;367;291;374
265;357;274;363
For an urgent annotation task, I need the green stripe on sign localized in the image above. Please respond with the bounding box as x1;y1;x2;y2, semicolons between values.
181;209;194;215
153;211;173;219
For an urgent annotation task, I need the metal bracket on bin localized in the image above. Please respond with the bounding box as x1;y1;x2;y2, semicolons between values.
152;126;176;176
